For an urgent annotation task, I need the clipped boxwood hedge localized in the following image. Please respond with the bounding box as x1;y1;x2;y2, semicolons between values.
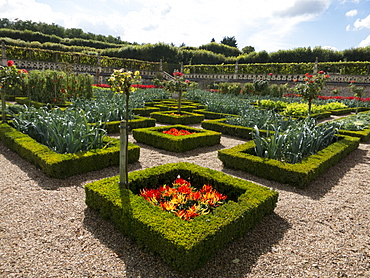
0;123;140;178
15;96;70;108
84;162;278;273
193;109;239;119
132;124;221;152
218;135;360;188
338;127;370;142
329;108;355;115
201;118;270;140
132;107;160;116
149;111;205;124
102;116;156;133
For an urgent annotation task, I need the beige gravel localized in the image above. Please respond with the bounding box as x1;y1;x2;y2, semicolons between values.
0;125;369;278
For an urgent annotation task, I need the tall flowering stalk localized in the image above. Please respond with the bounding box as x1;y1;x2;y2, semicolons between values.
0;60;28;122
349;80;364;114
163;71;190;113
294;71;330;116
108;69;141;187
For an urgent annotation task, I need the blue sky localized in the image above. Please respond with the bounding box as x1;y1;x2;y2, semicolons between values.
0;0;369;52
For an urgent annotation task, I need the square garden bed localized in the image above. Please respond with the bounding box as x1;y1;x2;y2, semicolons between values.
218;135;360;188
0;123;140;178
84;162;278;273
132;124;221;152
149;110;205;124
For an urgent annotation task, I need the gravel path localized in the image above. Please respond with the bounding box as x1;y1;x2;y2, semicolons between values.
0;128;369;278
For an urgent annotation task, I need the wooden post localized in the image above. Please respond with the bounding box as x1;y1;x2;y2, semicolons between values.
119;90;130;188
1;40;6;66
1;87;6;123
119;119;128;187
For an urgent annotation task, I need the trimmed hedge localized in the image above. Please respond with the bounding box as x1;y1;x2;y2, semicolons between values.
103;117;156;133
201;118;270;140
15;96;70;108
218;135;360;188
132;107;160;116
84;162;278;273
149;111;205;125
132;124;221;152
0;123;140;178
193;109;238;119
337;128;370;142
329;108;355;116
154;104;197;112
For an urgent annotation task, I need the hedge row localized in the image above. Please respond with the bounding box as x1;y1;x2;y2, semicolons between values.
84;162;279;272
218;135;360;188
149;111;205;125
132;124;221;153
0;123;140;178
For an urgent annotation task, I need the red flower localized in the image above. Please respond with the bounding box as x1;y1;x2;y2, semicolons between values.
318;70;325;74
7;60;14;67
162;128;195;136
173;71;184;77
140;179;227;221
269;73;273;76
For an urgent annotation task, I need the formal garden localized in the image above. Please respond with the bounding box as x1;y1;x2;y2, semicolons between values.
1;58;370;275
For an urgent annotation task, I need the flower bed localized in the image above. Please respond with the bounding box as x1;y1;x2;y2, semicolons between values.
218;135;360;188
132;124;221;152
0;123;140;178
149;111;205;124
84;162;278;273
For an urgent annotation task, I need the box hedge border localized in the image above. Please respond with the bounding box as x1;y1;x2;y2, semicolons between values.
201;118;271;140
132;107;160;116
218;134;360;188
153;104;197;112
0;123;140;178
193;109;239;119
132;124;221;153
84;162;278;273
102;116;156;133
149;111;205;125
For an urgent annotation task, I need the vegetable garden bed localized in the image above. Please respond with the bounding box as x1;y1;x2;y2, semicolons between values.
84;162;278;273
0;123;140;178
218;135;360;188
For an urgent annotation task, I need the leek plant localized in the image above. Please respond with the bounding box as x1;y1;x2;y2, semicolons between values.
225;109;295;131
253;118;338;164
11;106;107;154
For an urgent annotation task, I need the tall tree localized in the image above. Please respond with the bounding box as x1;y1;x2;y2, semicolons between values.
242;45;255;54
220;36;237;48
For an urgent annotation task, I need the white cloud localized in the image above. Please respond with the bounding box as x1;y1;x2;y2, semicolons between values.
345;9;357;17
346;24;351;31
359;34;370;47
322;45;339;51
354;14;370;29
0;0;334;51
0;0;55;23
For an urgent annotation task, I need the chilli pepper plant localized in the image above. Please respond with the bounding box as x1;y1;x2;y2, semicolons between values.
140;177;227;221
162;128;195;136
